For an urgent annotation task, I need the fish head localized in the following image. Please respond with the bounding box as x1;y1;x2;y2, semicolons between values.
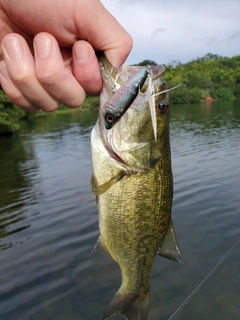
98;56;170;172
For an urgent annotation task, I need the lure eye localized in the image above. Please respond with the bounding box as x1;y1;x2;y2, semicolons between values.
106;113;114;123
104;112;116;129
156;100;169;114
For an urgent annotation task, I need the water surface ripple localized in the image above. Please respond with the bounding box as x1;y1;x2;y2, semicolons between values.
0;103;240;320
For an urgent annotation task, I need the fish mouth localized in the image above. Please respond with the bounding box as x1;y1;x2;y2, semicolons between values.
103;135;151;172
105;144;127;166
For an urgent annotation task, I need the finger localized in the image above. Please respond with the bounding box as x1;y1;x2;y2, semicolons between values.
72;41;102;95
0;60;39;112
76;0;133;68
1;33;59;112
34;32;86;108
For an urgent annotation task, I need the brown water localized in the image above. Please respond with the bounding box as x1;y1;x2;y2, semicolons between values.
0;101;240;320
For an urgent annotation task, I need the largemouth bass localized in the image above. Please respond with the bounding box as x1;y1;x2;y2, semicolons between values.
91;53;183;320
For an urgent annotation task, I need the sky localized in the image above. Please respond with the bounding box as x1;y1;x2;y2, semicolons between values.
101;0;240;65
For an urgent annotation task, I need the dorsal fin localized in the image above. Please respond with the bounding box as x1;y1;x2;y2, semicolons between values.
157;219;183;263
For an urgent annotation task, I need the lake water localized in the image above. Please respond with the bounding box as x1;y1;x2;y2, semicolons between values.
0;101;240;320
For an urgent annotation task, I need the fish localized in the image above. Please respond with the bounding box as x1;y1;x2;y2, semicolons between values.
91;53;183;320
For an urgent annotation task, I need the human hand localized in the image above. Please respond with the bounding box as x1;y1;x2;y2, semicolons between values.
0;0;132;112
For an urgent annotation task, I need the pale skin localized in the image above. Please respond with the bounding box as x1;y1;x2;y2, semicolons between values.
0;0;132;112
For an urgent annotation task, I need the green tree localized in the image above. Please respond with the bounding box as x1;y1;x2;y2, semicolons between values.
156;53;240;104
134;60;157;66
211;87;236;101
186;71;213;89
0;88;29;136
169;85;188;104
188;87;203;103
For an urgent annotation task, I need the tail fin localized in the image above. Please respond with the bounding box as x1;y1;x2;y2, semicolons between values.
102;289;150;320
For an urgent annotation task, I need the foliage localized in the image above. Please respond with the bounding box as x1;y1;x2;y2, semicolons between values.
1;53;240;135
168;85;204;104
137;53;240;104
0;89;99;135
211;87;236;101
82;95;99;109
133;60;157;66
0;88;30;136
165;53;240;103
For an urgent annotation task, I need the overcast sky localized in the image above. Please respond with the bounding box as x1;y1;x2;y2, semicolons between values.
101;0;240;65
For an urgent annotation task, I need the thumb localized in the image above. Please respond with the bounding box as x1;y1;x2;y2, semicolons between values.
75;0;132;68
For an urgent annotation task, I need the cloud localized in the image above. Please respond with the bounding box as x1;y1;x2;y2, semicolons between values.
228;30;240;41
152;28;166;39
101;0;240;64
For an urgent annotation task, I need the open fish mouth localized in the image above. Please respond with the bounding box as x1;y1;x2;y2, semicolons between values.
99;54;182;141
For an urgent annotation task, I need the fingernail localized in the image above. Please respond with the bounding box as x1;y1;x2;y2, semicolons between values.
3;37;23;61
35;34;52;59
74;44;90;63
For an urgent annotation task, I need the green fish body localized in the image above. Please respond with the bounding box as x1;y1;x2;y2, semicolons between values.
91;54;183;320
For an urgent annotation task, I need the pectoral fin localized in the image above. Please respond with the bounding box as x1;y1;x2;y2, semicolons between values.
157;219;183;263
91;171;125;196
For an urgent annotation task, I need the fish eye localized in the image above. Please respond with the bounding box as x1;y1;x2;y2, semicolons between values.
156;100;169;114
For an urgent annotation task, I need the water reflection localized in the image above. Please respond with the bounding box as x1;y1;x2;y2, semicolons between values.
0;110;98;250
0;102;240;320
171;100;240;132
0;134;38;249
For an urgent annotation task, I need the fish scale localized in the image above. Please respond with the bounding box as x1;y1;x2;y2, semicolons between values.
91;53;183;320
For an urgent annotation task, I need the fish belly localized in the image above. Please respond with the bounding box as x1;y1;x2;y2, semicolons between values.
98;155;172;296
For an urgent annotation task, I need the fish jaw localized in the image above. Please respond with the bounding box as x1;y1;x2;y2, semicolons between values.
97;53;170;172
99;86;170;171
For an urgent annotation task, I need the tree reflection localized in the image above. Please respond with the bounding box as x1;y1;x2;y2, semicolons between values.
0;134;36;249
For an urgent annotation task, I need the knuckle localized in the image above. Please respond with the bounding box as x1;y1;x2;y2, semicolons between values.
36;65;60;86
117;33;133;57
11;68;33;86
124;33;133;53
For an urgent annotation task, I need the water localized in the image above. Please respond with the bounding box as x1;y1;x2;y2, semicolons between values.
0;102;240;320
